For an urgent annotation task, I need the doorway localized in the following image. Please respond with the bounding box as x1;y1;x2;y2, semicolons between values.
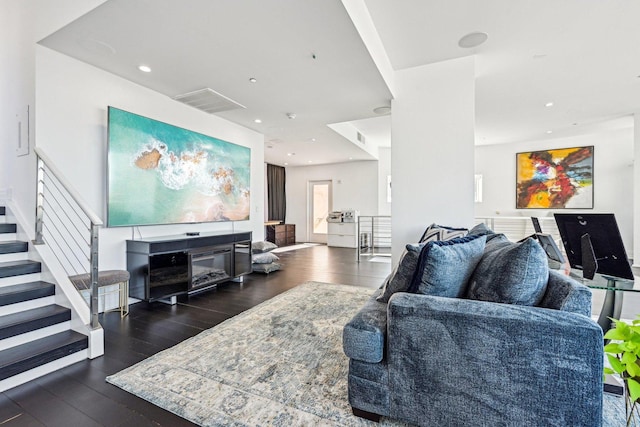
308;180;332;243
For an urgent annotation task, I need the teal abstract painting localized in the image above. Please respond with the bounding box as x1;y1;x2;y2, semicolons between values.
107;107;251;227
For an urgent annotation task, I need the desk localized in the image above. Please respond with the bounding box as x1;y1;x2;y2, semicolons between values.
581;274;637;332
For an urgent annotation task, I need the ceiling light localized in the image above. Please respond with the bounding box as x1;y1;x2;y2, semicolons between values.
546;130;553;134
249;77;257;83
284;162;288;166
373;106;391;115
311;138;316;142
349;157;353;160
308;160;313;163
287;152;295;156
254;119;262;123
545;102;554;107
138;65;151;73
287;113;296;120
458;32;488;49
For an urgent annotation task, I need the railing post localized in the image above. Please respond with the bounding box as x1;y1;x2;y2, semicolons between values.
34;156;45;245
90;223;100;329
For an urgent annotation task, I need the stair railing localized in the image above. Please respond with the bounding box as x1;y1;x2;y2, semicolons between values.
34;147;103;329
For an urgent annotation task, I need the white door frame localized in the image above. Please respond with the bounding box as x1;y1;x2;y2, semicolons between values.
307;180;332;243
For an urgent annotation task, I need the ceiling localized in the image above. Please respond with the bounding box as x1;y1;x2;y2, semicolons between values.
40;0;640;166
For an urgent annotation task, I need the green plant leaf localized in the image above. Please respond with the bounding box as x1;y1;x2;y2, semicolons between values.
627;361;640;378
604;367;615;375
622;351;638;366
628;378;640;402
605;342;623;354
608;354;625;373
605;328;626;341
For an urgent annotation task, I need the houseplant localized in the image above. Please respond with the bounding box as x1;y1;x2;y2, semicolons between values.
604;315;640;426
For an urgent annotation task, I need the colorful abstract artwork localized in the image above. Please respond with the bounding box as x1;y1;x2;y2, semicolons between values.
516;146;593;209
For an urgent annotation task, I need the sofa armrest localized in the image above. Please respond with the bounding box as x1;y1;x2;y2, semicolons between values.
343;290;387;363
386;293;603;426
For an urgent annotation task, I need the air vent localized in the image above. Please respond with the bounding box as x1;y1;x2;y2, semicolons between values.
357;132;366;145
172;88;246;114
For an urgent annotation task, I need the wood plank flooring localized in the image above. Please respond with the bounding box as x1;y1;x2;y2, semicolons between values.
0;245;390;427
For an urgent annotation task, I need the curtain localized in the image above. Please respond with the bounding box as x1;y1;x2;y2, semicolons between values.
267;163;286;222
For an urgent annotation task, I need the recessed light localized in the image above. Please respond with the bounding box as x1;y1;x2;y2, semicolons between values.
458;32;488;49
373;106;391;115
546;130;553;134
308;160;313;163
311;138;316;142
249;77;257;83
286;113;296;120
287;152;295;156
138;65;151;73
349;157;353;160
284;162;288;166
254;119;262;123
545;102;554;107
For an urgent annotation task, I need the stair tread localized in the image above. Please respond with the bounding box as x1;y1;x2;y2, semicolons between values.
0;305;70;339
0;241;28;255
0;330;88;380
0;224;16;234
0;260;41;279
0;281;55;306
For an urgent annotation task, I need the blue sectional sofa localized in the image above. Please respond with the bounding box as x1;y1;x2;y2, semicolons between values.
343;224;603;426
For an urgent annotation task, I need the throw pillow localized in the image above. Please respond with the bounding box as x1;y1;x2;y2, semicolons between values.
252;241;278;254
252;252;280;264
376;243;424;303
468;222;495;237
466;237;549;306
419;223;468;243
251;262;282;274
409;234;487;298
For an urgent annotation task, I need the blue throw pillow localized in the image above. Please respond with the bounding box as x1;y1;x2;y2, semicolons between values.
376;243;424;303
466;237;549;306
409;234;486;298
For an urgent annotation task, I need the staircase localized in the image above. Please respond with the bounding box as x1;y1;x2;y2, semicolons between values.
0;206;88;392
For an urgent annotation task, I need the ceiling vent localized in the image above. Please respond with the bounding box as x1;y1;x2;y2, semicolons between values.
172;88;246;114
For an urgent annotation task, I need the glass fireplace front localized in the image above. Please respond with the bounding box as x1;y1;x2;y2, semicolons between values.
188;246;232;290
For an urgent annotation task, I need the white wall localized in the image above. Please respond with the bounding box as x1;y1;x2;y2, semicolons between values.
377;147;391;216
635;115;640;265
1;0;106;221
391;57;476;262
475;128;634;258
286;161;378;242
36;47;265;270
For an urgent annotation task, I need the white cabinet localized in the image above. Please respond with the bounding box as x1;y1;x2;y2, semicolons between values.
327;222;358;248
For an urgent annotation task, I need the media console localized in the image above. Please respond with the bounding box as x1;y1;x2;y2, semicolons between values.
126;230;252;303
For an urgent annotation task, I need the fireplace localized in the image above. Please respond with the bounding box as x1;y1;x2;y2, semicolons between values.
188;246;232;290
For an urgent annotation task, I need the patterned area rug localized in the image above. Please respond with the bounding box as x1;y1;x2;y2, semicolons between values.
107;281;626;426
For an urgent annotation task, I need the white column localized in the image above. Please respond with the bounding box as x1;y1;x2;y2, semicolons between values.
634;114;640;266
390;57;476;262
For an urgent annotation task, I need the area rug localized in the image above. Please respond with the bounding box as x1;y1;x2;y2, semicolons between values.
107;281;626;426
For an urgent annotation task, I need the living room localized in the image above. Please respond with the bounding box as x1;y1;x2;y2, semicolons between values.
2;0;639;425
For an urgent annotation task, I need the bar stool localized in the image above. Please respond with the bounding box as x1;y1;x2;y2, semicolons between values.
69;270;130;317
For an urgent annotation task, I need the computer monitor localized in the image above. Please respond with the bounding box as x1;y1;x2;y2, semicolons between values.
554;213;634;281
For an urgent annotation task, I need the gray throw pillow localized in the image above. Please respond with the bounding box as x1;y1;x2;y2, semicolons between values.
376;243;424;303
468;222;494;237
419;223;468;243
252;241;278;254
466;237;549;306
252;252;280;264
409;234;486;298
251;262;281;273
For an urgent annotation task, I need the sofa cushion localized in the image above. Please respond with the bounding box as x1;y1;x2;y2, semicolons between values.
409;234;486;298
376;244;423;303
419;223;468;243
343;289;388;363
466;237;549;306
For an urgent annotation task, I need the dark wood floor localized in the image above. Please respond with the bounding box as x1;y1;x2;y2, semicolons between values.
0;245;390;427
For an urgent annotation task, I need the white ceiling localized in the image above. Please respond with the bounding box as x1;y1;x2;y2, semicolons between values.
39;0;640;166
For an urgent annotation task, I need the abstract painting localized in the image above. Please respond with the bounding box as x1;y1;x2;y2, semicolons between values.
516;146;593;209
